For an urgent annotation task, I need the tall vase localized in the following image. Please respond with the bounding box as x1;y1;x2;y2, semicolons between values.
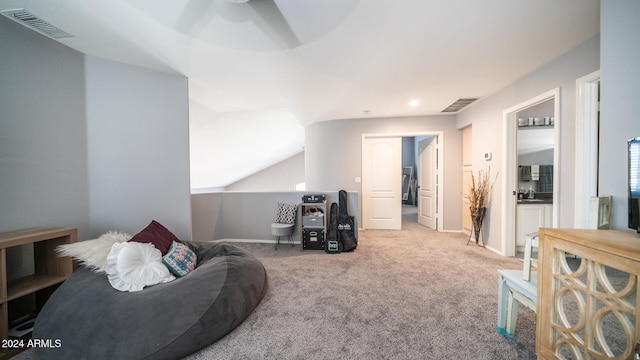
470;206;486;245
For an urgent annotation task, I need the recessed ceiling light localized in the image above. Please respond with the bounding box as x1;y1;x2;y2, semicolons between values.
409;99;419;107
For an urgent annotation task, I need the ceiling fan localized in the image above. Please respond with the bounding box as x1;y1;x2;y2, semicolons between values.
170;0;300;50
220;0;300;49
130;0;359;51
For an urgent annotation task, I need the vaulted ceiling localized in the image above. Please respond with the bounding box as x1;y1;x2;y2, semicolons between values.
1;0;600;189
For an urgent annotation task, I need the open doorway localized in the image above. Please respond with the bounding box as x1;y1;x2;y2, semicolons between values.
362;132;443;231
401;135;437;229
501;88;560;257
401;136;427;224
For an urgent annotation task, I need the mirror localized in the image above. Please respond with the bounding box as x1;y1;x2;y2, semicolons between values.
402;166;413;202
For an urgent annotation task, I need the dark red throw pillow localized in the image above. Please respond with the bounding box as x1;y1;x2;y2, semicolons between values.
128;220;180;255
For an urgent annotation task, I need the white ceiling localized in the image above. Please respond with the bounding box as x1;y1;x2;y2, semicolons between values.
1;0;600;189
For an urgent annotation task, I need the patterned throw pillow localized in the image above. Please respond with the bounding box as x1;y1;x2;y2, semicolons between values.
275;203;298;224
162;241;197;277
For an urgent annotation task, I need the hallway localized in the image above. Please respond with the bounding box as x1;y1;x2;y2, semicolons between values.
402;204;418;224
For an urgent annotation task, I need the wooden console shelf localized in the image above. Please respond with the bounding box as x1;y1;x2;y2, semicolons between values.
7;274;69;301
0;227;76;359
536;228;640;359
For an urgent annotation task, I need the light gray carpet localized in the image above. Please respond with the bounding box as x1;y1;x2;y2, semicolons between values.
14;212;537;359
184;215;537;359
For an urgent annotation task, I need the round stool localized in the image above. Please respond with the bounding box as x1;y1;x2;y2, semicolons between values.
271;223;294;250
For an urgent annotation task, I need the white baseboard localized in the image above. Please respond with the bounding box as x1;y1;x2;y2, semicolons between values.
210;238;300;245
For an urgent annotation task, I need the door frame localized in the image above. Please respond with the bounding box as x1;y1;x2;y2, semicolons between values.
574;70;601;228
501;88;560;257
362;131;444;231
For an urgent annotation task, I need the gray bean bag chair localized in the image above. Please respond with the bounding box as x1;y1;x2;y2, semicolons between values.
33;242;267;360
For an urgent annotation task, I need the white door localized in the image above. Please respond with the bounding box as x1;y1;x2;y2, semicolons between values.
363;137;402;229
418;137;437;229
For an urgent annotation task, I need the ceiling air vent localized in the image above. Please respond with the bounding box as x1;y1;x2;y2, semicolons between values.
441;98;479;113
1;9;73;39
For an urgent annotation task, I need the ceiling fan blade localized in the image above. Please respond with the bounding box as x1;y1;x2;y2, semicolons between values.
246;0;301;49
174;0;216;36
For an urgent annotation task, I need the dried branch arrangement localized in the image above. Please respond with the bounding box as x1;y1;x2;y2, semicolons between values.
467;167;498;209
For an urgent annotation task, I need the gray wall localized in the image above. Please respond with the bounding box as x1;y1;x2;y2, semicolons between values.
0;16;91;238
85;56;192;239
0;16;192;241
402;137;416;168
518;149;554;192
518;149;554;166
304;115;462;231
456;36;600;252
599;0;640;230
191;192;224;241
191;191;358;243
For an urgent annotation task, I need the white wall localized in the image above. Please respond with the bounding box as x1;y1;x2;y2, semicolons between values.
226;151;305;191
600;0;640;230
304;115;462;231
85;56;192;240
0;16;91;238
456;36;600;252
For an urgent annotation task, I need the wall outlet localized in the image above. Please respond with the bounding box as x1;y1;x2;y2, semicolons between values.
484;152;492;161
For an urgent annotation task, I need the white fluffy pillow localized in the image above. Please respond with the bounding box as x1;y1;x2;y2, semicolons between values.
56;231;131;273
106;242;175;292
